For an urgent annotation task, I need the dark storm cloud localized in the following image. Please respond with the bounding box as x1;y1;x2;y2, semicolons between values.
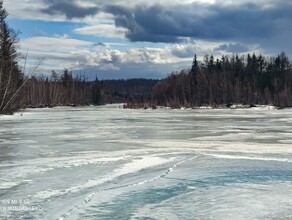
94;42;106;47
42;0;99;19
215;43;249;53
41;0;292;52
104;1;292;44
103;5;179;43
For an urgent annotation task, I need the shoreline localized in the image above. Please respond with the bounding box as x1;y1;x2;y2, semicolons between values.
122;103;287;110
0;103;289;116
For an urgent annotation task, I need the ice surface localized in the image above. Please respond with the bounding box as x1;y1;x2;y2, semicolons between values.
0;105;291;219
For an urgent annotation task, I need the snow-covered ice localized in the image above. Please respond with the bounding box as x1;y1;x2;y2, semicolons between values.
0;105;291;219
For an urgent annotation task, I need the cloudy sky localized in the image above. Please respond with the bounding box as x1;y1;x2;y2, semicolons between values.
4;0;292;79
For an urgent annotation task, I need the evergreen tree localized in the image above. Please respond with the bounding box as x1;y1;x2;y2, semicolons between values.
92;77;101;105
190;54;198;105
0;2;23;114
191;54;198;76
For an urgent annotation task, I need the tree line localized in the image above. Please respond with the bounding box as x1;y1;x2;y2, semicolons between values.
22;72;157;108
0;2;24;114
2;1;292;113
22;70;102;108
0;3;103;114
102;79;158;104
151;53;292;108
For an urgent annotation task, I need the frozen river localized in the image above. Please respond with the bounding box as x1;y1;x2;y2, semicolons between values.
0;105;292;219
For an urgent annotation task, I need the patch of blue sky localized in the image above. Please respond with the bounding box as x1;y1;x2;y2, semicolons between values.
7;18;168;51
7;18;82;38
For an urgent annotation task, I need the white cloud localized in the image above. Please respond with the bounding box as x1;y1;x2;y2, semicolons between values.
75;24;127;39
4;1;62;21
17;34;264;78
18;35;184;73
19;36;93;70
21;36;92;53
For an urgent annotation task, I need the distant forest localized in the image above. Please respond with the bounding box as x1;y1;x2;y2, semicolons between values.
23;73;157;108
0;3;157;114
24;51;292;111
23;52;292;110
151;52;292;108
1;2;292;114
